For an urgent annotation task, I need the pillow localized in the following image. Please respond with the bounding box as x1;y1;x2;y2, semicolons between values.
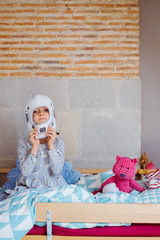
76;170;114;192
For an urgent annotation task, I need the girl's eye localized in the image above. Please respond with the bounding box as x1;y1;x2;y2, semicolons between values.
33;110;38;114
44;109;49;112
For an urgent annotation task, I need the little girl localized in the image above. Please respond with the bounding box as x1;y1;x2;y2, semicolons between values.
16;94;67;189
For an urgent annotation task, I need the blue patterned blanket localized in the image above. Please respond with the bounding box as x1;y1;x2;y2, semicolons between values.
0;185;96;240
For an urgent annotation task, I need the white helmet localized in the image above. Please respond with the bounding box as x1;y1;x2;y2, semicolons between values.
25;94;56;139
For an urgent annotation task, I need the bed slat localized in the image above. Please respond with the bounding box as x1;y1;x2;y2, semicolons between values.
76;169;109;174
36;202;160;224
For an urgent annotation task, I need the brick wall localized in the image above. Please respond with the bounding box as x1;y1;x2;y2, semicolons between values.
0;0;139;79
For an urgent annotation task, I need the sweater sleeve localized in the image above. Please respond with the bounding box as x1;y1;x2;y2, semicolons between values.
17;137;37;177
48;137;65;176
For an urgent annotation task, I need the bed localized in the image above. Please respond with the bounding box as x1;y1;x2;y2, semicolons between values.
21;168;160;240
1;168;160;240
24;202;160;240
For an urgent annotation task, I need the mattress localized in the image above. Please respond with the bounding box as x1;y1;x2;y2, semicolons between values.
27;224;160;237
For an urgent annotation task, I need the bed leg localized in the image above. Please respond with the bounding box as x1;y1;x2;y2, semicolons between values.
47;210;52;240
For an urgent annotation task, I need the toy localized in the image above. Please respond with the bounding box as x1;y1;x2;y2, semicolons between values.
25;94;56;139
139;152;156;170
93;155;145;194
147;169;160;189
137;152;156;177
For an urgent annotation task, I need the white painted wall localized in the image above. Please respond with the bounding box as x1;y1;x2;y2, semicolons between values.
140;0;160;167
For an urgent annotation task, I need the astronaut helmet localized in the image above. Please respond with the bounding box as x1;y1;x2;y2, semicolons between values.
25;94;56;139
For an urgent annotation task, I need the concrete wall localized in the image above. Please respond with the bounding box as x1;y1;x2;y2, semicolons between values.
0;0;141;168
0;77;141;168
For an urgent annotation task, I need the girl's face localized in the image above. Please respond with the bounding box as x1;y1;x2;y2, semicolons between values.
33;107;49;124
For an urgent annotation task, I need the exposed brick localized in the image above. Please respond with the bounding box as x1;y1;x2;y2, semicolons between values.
101;73;125;78
20;53;43;58
59;35;81;39
0;73;9;77
37;61;59;64
44;67;66;71
0;47;10;51
45;28;67;32
11;47;34;51
0;66;18;70
34;35;57;39
35;47;57;51
44;54;67;58
0;35;10;38
10;72;32;77
36;10;59;14
75;73;100;77
68;67;91;71
12;22;34;26
36;22;57;26
35;72;59;77
20;65;42;70
59;73;73;77
0;0;139;79
0;60;10;63
75;60;99;64
12;60;34;64
101;60;125;64
1;54;19;57
60;60;73;64
12;10;35;14
59;47;77;51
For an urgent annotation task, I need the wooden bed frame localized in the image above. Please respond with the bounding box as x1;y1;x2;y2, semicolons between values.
3;168;160;240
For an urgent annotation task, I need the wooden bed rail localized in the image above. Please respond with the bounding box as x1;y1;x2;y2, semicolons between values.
35;202;160;224
22;203;160;240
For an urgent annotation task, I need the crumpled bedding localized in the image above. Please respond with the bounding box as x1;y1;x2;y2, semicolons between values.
2;159;81;190
0;185;96;240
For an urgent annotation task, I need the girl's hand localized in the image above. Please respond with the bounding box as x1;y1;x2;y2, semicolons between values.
46;126;58;150
30;128;40;157
30;128;40;148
